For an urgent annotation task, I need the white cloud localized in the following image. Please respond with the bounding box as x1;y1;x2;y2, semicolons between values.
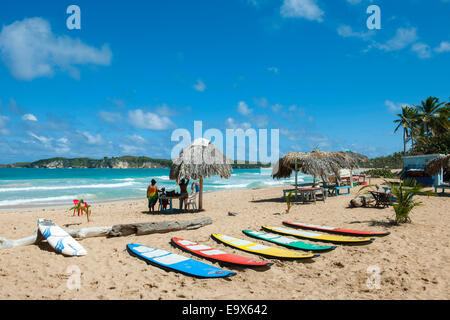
412;42;432;59
155;104;178;116
272;104;283;112
0;115;9;135
128;109;175;130
127;134;147;144
280;0;324;22
346;0;375;5
22;113;38;121
251;114;269;127
254;97;268;108
267;66;279;74
80;131;104;145
57;137;68;144
193;79;206;92
27;132;70;153
373;27;418;52
337;25;373;40
28;132;52;144
237;101;253;116
98;111;122;123
119;144;145;155
385;100;410;113
0;17;112;80
435;41;450;53
225;118;251;130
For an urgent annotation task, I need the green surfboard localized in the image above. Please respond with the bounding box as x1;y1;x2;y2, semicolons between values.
243;230;337;252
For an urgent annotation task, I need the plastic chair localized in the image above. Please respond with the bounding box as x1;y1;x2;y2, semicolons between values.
73;200;80;216
185;192;197;210
73;199;86;216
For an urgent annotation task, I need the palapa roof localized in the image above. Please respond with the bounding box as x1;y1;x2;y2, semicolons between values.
424;154;450;175
169;138;233;183
272;149;359;182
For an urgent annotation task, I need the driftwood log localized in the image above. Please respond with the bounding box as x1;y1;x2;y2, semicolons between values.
107;217;213;237
350;194;375;208
0;217;212;251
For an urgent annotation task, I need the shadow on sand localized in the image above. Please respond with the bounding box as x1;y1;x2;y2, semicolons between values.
140;209;203;216
347;219;399;229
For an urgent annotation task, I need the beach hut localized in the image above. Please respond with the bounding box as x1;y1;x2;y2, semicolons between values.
272;149;359;189
169;138;233;210
402;154;446;188
424;154;449;192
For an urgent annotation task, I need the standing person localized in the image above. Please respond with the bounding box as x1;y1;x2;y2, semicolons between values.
178;178;190;209
147;179;160;213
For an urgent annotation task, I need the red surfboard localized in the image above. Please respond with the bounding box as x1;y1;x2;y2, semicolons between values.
283;221;390;237
171;238;273;267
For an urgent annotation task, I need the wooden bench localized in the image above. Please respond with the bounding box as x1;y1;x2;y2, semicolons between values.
326;185;351;196
283;187;326;203
434;184;450;194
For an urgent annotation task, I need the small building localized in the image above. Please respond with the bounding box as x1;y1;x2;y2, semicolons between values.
402;154;444;186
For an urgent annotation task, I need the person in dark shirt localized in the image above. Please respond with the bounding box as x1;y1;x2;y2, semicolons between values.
178;178;190;209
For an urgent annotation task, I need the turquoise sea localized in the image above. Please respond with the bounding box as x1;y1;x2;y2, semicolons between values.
0;168;311;208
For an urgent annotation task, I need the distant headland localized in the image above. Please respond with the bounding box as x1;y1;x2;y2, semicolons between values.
0;156;272;169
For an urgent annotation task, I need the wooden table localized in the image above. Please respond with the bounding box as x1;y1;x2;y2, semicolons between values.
158;196;182;214
325;185;351;197
285;187;326;204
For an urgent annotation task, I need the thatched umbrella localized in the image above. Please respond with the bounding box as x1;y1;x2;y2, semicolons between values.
169;138;233;210
272;149;359;188
424;154;450;175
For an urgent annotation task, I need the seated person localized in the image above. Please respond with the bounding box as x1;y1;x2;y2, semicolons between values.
159;188;169;211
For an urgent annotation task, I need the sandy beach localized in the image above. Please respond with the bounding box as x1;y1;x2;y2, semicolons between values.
0;180;449;300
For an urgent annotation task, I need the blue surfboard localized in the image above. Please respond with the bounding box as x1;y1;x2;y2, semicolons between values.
127;244;236;279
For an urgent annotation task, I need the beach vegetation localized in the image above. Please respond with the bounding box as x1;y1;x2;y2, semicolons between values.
360;179;435;224
387;179;435;224
285;190;295;214
362;168;397;178
69;200;91;222
392;96;449;155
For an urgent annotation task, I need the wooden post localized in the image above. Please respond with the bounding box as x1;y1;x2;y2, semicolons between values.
199;177;204;210
350;169;353;188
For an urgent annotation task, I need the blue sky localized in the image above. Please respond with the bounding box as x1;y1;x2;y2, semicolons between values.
0;0;449;163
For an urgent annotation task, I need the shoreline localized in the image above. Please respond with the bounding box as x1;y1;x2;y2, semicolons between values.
0;185;285;212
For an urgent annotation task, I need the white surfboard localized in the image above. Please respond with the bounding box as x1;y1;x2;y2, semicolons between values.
37;219;87;256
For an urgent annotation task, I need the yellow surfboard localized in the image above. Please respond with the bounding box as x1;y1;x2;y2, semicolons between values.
211;234;317;259
262;226;374;244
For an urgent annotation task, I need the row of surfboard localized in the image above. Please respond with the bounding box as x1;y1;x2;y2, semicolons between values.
37;218;389;279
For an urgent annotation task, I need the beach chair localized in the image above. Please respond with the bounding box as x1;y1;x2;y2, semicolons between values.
185;192;198;210
369;191;391;208
72;199;87;216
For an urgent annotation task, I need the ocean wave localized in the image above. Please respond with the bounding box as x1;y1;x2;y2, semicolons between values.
0;195;92;207
0;181;136;193
207;183;250;189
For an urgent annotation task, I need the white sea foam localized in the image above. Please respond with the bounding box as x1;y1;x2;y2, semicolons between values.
0;181;135;193
0;195;87;207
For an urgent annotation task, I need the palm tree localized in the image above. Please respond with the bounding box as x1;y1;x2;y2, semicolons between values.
414;97;446;137
394;106;417;153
